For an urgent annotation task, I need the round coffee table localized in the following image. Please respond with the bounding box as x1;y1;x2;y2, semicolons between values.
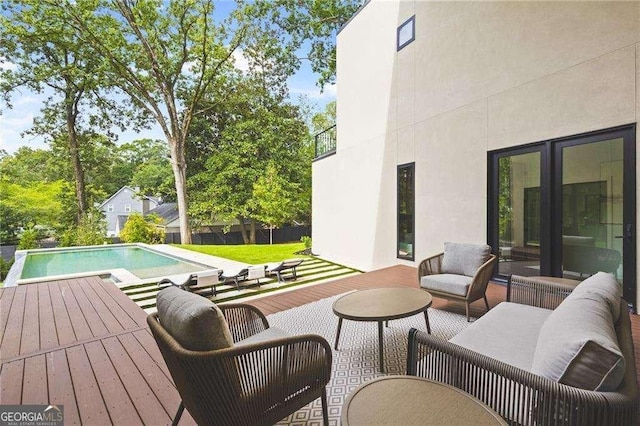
332;287;432;372
341;376;507;425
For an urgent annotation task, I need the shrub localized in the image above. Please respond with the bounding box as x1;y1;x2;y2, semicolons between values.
76;212;109;246
120;213;165;244
17;228;40;250
0;257;14;281
300;235;312;249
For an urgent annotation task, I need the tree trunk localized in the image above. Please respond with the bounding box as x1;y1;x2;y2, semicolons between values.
168;136;192;244
65;95;87;223
237;216;249;244
249;219;256;244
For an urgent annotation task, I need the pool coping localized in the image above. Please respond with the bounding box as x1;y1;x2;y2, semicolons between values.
4;243;248;288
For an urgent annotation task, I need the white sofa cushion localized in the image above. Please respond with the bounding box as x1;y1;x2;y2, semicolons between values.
568;271;622;322
531;292;625;391
450;302;552;371
441;242;491;277
420;274;472;296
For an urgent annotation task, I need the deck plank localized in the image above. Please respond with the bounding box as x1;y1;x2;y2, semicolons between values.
131;329;172;380
85;278;138;330
66;345;111;425
98;279;148;326
118;333;183;419
84;340;143;425
100;336;172;425
22;355;48;404
38;282;59;351
68;279;110;337
20;284;41;355
0;287;16;350
58;280;94;341
0;358;24;404
77;279;124;334
46;349;81;425
1;285;27;358
48;281;77;345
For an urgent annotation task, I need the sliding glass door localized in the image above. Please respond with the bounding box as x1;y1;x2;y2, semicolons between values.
489;125;636;309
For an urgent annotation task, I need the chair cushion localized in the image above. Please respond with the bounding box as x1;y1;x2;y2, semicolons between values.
235;327;290;347
156;286;233;351
451;302;552;371
441;242;491;277
420;273;473;296
568;271;622;322
531;292;625;391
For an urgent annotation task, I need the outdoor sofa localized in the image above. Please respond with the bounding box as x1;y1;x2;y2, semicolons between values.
407;272;638;425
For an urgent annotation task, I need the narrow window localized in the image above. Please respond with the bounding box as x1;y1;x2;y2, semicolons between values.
398;163;415;260
107;204;114;212
397;15;415;51
124;204;131;213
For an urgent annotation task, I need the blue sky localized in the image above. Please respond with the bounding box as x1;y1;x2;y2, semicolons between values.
0;1;337;154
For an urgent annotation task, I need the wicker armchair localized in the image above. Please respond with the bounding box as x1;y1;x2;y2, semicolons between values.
407;278;639;425
418;249;497;321
148;298;332;426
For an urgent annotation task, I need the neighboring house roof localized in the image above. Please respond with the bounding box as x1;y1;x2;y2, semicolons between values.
98;185;157;208
147;202;179;224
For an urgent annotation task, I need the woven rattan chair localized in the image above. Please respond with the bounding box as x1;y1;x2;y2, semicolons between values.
148;287;332;426
417;243;497;321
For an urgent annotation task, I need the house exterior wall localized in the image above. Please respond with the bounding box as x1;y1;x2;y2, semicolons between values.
101;187;158;237
312;0;640;305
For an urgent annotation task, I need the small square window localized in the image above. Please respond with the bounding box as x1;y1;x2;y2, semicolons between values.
397;15;415;51
124;204;131;213
107;204;114;212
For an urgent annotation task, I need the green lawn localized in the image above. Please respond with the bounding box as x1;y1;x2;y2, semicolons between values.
178;242;308;264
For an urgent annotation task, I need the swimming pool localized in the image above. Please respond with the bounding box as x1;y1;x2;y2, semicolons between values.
6;244;209;286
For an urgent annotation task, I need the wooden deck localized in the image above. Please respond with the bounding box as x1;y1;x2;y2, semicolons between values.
0;276;194;425
1;265;639;425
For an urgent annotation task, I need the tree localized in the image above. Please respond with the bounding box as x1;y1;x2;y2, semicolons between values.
188;76;311;243
240;1;361;89
0;2;122;222
53;0;246;244
53;0;359;244
251;163;300;244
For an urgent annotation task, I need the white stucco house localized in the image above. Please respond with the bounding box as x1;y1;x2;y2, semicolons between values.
98;186;160;237
312;1;640;310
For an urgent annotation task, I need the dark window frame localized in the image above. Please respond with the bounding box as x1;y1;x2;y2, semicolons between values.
487;124;636;309
397;162;415;261
397;15;415;51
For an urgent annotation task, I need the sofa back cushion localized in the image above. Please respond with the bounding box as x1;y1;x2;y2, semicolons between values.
156;286;233;351
441;242;491;277
531;292;625;391
569;272;622;322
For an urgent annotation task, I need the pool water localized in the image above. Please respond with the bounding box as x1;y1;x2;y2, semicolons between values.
21;246;207;280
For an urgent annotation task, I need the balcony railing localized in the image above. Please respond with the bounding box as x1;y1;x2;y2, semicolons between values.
314;125;336;160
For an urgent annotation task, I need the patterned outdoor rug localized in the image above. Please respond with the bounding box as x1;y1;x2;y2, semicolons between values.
268;293;471;425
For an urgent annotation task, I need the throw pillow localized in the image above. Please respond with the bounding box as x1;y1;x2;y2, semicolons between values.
441;242;491;277
531;292;625;391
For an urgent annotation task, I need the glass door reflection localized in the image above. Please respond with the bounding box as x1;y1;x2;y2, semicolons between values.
560;139;623;281
497;151;541;277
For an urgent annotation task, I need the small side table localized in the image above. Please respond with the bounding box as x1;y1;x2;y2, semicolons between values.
341;376;507;425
